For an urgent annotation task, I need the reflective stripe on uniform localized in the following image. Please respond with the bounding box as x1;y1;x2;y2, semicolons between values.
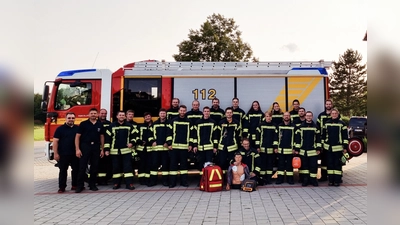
180;170;188;175
124;172;134;178
113;173;123;178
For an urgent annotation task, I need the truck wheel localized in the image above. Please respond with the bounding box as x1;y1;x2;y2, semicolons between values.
347;137;364;157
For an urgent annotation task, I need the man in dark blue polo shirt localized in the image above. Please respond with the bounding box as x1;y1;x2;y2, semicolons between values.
53;112;79;193
75;108;105;193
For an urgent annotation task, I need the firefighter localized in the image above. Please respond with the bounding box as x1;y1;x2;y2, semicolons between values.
193;106;218;186
246;100;264;148
75;108;105;193
294;111;321;187
137;112;154;186
210;97;225;124
231;97;247;138
275;112;296;185
317;99;340;182
294;107;306;183
97;108;112;185
216;107;241;175
270;102;283;126
289;99;301;124
167;98;180;121
148;108;170;187
126;109;140;175
236;138;261;183
53;112;79;193
321;109;348;186
186;100;203;124
167;105;194;188
256;111;278;185
104;111;137;190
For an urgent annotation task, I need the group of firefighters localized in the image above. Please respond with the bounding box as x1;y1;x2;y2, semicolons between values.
53;97;348;193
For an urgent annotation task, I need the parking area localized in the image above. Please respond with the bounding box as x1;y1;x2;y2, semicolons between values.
34;141;367;225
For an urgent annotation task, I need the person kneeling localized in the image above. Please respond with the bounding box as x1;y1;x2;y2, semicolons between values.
226;152;254;190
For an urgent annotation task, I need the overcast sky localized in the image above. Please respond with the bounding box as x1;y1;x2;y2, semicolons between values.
0;0;367;93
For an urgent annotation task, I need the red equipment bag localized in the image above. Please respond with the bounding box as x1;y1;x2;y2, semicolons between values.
199;164;223;192
292;156;301;169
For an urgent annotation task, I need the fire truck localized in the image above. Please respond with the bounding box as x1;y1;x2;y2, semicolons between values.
41;60;363;160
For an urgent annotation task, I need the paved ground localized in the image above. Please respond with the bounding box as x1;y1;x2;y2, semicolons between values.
34;141;367;225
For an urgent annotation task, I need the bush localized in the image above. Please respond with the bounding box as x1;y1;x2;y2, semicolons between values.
341;116;350;125
34;120;44;126
363;137;367;150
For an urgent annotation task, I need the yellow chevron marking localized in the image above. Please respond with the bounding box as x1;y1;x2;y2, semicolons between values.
272;77;322;111
288;77;322;110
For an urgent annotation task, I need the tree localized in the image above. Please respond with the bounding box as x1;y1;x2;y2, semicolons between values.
173;13;255;62
34;93;46;124
329;49;367;116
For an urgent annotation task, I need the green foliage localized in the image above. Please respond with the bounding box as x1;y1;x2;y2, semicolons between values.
173;13;255;62
329;49;367;116
341;116;350;125
34;93;46;123
363;137;367;150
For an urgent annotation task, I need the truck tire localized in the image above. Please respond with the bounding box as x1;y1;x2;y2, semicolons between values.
347;137;364;157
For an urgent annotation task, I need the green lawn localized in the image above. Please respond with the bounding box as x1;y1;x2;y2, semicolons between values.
34;126;44;141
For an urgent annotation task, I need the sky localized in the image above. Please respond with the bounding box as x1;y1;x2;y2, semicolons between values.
0;0;367;93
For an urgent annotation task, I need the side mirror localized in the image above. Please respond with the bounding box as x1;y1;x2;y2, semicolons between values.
42;85;49;102
41;85;50;112
41;101;48;112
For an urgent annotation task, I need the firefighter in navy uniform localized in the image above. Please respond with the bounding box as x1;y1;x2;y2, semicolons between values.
148;108;170;187
275;112;296;185
271;102;284;126
137;112;154;186
321;109;349;186
167;98;180;121
256;111;278;185
167;105;194;188
294;111;322;187
97;108;112;185
75;108;105;193
210;97;225;124
185;100;203;167
289;99;301;124
126;109;140;174
294;107;306;126
186;100;203;124
245;101;264;148
216;107;241;175
236;138;262;183
294;107;306;183
104;111;137;190
193;106;218;186
317;99;340;182
231;97;247;138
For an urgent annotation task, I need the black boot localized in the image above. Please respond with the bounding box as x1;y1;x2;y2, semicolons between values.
169;176;177;188
275;176;283;184
310;178;318;187
302;175;309;186
298;174;303;184
162;176;169;187
318;170;328;182
147;176;157;187
180;175;189;187
287;176;294;185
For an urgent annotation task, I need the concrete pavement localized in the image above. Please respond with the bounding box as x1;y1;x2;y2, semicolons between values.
34;141;367;224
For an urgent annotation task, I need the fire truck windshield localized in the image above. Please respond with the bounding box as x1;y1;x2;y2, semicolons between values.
54;82;92;110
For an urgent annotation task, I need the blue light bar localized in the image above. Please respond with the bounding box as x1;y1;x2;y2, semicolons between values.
57;69;96;77
291;67;328;75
